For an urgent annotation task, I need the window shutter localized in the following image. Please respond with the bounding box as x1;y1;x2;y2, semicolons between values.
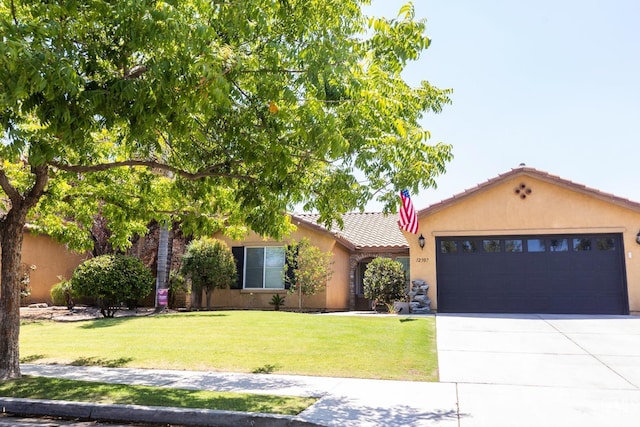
231;246;244;289
285;245;298;290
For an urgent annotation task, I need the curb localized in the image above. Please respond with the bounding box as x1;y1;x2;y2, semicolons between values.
0;397;324;427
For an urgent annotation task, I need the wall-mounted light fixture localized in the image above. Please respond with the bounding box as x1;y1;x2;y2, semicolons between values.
636;230;640;245
418;233;425;250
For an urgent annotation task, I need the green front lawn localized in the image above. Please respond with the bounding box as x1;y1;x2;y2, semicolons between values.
0;376;315;415
20;311;437;381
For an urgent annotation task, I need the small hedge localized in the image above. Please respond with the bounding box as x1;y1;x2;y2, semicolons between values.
363;257;406;312
50;280;78;309
70;255;154;317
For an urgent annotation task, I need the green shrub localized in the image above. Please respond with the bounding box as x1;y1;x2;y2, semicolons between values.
180;238;237;309
70;255;154;317
20;264;36;302
269;294;286;311
50;278;77;309
363;257;406;312
168;270;190;309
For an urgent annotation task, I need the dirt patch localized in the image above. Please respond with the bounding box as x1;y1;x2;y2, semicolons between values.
20;305;170;322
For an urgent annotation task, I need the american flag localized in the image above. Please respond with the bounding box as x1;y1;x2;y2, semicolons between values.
398;189;419;234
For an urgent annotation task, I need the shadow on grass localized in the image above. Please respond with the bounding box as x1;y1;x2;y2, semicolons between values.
399;317;419;323
76;311;230;328
252;363;281;374
21;320;46;326
70;356;133;368
0;376;315;415
20;354;46;363
78;317;133;329
163;311;229;318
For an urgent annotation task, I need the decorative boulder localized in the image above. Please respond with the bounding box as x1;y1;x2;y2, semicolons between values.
408;279;431;314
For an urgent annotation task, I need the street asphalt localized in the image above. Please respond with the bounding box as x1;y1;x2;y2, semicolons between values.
4;313;640;426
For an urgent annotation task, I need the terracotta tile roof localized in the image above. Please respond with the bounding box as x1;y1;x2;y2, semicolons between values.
418;166;640;217
292;212;409;250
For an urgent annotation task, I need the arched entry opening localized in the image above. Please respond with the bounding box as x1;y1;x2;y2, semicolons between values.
349;252;411;311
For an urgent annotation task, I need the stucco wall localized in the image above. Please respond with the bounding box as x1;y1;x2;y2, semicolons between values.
409;173;640;313
214;224;351;311
20;230;87;304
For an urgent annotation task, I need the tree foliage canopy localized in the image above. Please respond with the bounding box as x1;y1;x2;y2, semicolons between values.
0;0;452;378
0;0;452;249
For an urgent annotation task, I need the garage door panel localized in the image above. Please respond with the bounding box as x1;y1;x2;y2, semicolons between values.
436;234;628;315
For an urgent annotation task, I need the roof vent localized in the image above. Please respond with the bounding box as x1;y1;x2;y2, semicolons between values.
514;183;532;199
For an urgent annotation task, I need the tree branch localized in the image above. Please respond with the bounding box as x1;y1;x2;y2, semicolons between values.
236;68;307;74
49;159;257;182
23;165;49;211
124;65;148;79
0;169;21;206
10;0;18;26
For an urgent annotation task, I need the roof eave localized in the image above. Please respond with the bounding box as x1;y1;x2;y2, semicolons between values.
289;214;356;251
418;167;640;217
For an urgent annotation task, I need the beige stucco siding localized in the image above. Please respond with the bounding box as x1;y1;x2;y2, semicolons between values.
214;224;350;311
409;174;640;312
21;231;87;304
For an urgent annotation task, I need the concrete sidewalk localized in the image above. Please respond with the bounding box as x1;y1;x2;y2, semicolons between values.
19;364;458;427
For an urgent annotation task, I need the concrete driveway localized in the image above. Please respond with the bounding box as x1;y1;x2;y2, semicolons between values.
437;313;640;426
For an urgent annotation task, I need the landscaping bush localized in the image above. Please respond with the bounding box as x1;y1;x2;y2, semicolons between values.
20;263;36;302
70;255;154;317
167;270;190;309
363;257;406;312
180;237;237;309
50;278;78;309
269;294;286;311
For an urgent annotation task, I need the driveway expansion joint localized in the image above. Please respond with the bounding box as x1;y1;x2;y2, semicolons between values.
538;315;640;390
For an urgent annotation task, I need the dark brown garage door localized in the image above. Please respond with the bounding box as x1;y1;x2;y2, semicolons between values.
436;234;628;314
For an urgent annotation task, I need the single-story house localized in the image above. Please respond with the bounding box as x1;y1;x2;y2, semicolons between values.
216;166;640;315
213;212;410;311
21;166;640;315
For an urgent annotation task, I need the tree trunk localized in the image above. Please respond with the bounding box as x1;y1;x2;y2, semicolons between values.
191;284;203;309
0;212;28;380
0;164;48;379
205;288;211;310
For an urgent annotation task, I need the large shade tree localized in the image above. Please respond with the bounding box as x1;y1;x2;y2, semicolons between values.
0;0;453;379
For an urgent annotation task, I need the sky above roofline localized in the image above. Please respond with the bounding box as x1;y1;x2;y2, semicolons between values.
365;0;640;213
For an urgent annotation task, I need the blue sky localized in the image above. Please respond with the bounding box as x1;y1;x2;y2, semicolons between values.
365;1;640;211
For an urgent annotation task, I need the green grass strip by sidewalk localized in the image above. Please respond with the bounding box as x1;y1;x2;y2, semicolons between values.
0;376;316;416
